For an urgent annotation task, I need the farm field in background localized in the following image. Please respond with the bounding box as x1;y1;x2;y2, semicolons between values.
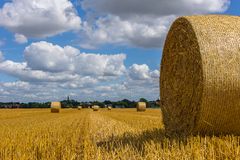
0;109;240;160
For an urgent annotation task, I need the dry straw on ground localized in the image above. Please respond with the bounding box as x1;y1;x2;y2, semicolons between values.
51;102;61;113
136;102;146;112
160;15;240;136
92;105;100;111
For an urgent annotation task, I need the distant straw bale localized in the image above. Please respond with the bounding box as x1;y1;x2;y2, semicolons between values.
136;102;146;112
51;102;61;113
92;105;99;111
160;15;240;136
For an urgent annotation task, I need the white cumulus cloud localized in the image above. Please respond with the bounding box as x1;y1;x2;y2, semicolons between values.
74;53;126;76
24;41;126;76
24;41;77;73
14;33;28;44
80;15;173;48
79;0;230;48
0;0;81;38
0;41;161;102
0;41;126;83
0;62;160;102
0;60;79;82
128;64;159;80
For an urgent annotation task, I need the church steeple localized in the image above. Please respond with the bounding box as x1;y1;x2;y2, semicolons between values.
67;96;70;103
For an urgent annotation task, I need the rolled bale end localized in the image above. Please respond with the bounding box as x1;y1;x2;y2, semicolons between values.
107;106;112;110
136;102;146;112
77;106;82;110
92;105;99;111
160;15;240;136
51;102;61;113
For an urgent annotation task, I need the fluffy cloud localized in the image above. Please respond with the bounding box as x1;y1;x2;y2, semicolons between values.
0;60;79;82
24;41;126;76
0;41;126;83
0;41;160;102
0;81;30;101
74;53;126;76
128;64;159;80
0;81;65;102
1;81;30;91
80;0;230;48
80;15;173;48
14;33;28;44
124;64;160;100
0;0;81;38
59;76;98;89
24;41;77;73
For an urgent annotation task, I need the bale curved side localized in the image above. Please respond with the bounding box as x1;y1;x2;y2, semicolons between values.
136;102;146;112
161;15;240;136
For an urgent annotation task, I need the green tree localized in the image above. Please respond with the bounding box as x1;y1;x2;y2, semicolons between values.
139;98;148;103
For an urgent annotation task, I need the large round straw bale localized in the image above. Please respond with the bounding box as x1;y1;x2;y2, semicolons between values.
78;106;82;110
160;15;240;136
107;106;112;110
51;102;61;113
136;102;146;112
92;105;99;111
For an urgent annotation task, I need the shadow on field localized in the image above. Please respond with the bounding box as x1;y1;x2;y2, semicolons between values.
97;128;187;153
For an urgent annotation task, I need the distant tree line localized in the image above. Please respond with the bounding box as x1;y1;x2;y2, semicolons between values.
0;98;160;109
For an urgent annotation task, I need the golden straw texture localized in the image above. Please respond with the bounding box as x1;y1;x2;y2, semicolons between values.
136;102;146;112
50;102;61;113
160;15;240;136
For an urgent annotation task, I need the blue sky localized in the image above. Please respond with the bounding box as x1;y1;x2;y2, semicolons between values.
0;0;236;102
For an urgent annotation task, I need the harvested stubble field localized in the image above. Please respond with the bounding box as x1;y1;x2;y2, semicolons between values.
0;109;240;160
